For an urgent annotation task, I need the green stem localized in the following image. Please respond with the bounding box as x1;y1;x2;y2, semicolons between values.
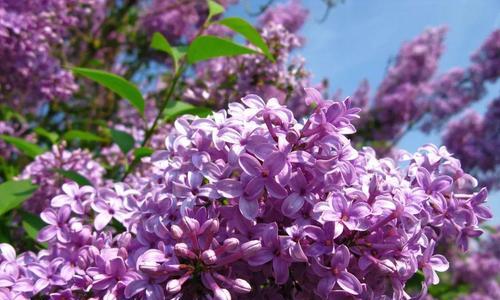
142;64;185;147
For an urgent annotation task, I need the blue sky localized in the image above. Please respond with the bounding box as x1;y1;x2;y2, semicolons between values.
228;0;500;223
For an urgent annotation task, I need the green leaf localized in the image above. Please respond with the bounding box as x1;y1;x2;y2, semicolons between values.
63;130;104;142
54;169;93;186
111;129;135;154
187;35;260;64
218;17;274;61
0;135;44;158
0;180;38;216
72;67;145;114
163;101;212;121
207;0;225;21
34;127;59;144
151;32;184;71
133;147;154;160
21;211;46;244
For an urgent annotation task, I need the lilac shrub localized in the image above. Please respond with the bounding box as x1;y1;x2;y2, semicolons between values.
0;90;491;299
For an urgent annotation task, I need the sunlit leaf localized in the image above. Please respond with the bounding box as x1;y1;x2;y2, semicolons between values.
187;35;260;64
207;0;225;21
151;32;184;71
163;101;212;121
72;67;145;114
34;127;59;144
133;147;154;160
218;17;274;61
21;211;47;247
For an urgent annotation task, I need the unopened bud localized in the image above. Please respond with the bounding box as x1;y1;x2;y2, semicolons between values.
200;219;219;235
240;240;261;258
201;249;217;265
213;288;231;300
223;238;240;252
286;129;300;144
174;243;197;259
182;216;200;234
166;279;182;294
170;224;183;239
231;278;252;293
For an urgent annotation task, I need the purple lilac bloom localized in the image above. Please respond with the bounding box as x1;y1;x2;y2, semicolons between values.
259;0;309;34
443;97;500;190
0;0;103;110
140;0;236;44
371;26;447;140
0;89;492;299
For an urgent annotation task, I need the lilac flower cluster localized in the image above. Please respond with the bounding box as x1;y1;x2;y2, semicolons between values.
349;27;499;157
423;29;500;129
0;89;491;299
443;97;500;190
140;0;236;44
182;0;321;117
0;0;102;110
19;144;105;214
360;27;447;140
258;0;309;34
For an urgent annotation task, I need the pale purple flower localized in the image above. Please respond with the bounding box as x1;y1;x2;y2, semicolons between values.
312;245;363;297
314;193;371;232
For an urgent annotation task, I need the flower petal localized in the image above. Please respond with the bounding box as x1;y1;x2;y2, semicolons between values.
239;154;262;176
281;193;304;217
337;271;362;295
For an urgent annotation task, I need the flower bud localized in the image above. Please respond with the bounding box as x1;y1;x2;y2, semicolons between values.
166;279;182;294
201;249;217;265
286;129;300;144
200;219;219;235
223;238;240;252
170;224;184;239
231;278;252;293
174;243;197;259
181;216;200;234
240;240;262;258
213;288;231;300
